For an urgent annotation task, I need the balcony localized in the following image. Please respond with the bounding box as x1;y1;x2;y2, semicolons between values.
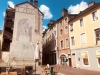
5;22;14;28
4;30;12;39
2;43;10;51
5;18;14;28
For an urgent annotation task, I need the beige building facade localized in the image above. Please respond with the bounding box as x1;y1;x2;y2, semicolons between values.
69;1;100;71
0;0;43;67
42;20;58;65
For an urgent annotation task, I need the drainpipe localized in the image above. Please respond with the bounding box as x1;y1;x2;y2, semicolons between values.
57;23;59;65
68;18;72;67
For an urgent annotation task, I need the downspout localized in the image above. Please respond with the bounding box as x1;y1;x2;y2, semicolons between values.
57;23;59;65
68;18;72;67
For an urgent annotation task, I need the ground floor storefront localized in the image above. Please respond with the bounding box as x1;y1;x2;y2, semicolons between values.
58;49;71;67
71;46;100;71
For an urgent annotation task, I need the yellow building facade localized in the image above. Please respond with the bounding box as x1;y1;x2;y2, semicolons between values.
69;2;100;71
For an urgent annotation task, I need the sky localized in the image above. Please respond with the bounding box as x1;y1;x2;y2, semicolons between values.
0;0;100;30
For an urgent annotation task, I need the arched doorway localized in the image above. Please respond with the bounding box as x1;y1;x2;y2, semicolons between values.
60;55;68;66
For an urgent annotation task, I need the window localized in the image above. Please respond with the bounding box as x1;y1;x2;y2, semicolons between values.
55;40;56;46
65;18;67;23
61;40;63;49
80;33;86;44
92;11;98;21
70;24;73;31
54;31;56;35
96;51;100;66
82;52;89;65
52;33;53;38
60;29;63;35
66;39;69;47
94;28;100;44
65;26;68;33
80;18;84;27
71;36;75;46
60;21;62;26
83;59;89;65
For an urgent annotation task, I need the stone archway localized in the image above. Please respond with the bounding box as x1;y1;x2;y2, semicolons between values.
59;54;68;66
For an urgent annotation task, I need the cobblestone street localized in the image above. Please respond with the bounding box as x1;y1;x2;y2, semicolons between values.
58;66;100;75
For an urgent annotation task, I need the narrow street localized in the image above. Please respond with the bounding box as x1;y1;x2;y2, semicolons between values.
58;66;100;75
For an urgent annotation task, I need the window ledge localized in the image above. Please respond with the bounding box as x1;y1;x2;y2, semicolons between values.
83;64;90;67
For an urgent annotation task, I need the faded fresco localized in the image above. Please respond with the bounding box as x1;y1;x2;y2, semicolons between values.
8;18;36;61
16;18;32;42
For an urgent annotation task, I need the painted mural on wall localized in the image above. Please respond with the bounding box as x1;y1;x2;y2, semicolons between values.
16;18;32;42
8;18;36;61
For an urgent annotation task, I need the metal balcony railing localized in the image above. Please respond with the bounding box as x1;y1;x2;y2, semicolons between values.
5;22;14;28
4;30;12;39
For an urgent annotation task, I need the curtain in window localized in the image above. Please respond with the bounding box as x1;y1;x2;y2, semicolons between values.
80;19;83;27
95;11;98;17
70;24;73;30
81;33;86;44
65;26;68;33
66;39;69;47
61;41;63;49
71;37;75;45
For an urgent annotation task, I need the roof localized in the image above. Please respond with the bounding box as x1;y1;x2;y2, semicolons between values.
69;2;100;23
55;14;77;23
43;9;77;33
15;1;44;16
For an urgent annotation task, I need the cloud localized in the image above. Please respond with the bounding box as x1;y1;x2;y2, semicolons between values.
68;1;88;14
7;1;15;8
39;4;53;19
42;25;47;31
3;11;5;16
3;1;15;16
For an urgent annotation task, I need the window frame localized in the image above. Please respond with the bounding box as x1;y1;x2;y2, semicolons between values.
70;23;73;31
60;29;63;35
81;51;90;67
71;36;75;46
64;18;67;24
94;28;100;44
60;40;64;49
92;10;98;22
59;21;62;27
80;18;84;27
54;31;56;35
96;50;100;67
65;26;68;34
65;38;69;48
80;33;86;44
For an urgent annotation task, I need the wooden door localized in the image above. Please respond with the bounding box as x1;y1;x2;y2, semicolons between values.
69;58;72;67
72;54;76;68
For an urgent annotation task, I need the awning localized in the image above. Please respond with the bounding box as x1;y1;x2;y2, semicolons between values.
96;51;100;58
81;52;88;59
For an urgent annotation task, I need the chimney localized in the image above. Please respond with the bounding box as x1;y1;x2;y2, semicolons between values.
88;1;95;7
30;0;33;5
62;8;68;17
47;20;55;27
34;0;38;8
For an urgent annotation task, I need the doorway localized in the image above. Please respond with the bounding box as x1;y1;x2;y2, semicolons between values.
60;55;67;66
72;53;76;68
68;58;72;67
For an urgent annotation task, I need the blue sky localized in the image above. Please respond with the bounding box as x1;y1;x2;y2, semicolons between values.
0;0;100;30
